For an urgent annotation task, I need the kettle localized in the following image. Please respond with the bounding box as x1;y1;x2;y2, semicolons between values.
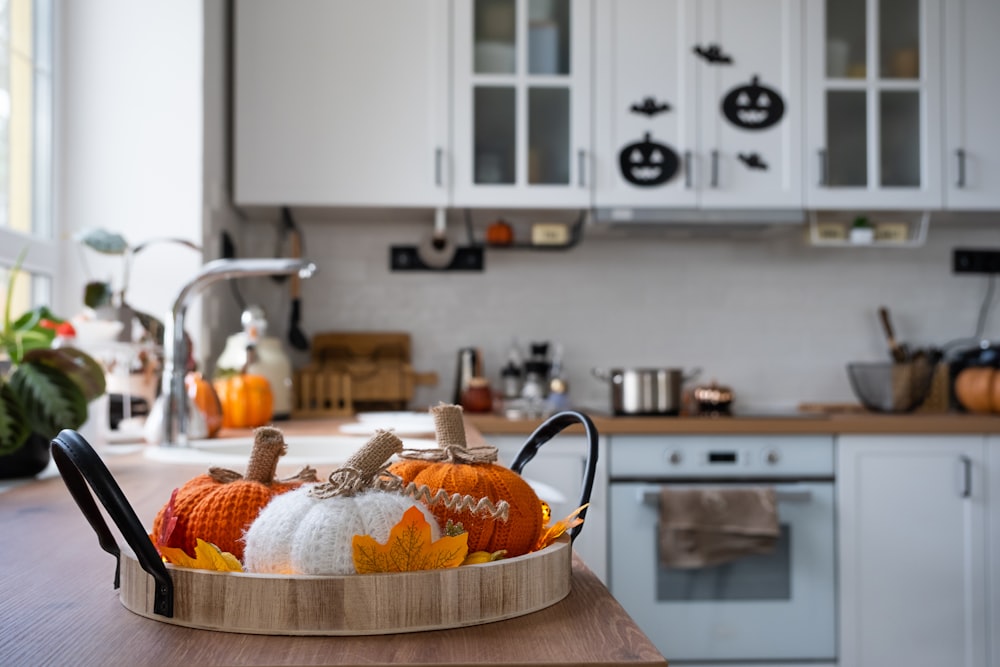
215;306;294;419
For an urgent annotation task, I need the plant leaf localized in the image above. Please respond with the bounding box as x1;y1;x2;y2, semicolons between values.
8;363;88;439
83;281;113;309
75;228;129;255
0;383;30;455
24;348;107;401
353;505;469;574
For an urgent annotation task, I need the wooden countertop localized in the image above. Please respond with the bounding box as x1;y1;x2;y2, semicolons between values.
0;442;666;666
465;411;1000;436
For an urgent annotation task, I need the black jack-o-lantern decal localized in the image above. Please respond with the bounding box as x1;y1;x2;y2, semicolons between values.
722;75;785;130
618;132;679;186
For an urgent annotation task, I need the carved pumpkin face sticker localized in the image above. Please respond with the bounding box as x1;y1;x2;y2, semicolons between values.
722;75;785;130
618;132;679;186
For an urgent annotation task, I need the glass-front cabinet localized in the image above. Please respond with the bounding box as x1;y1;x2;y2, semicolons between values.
804;0;943;209
451;0;591;207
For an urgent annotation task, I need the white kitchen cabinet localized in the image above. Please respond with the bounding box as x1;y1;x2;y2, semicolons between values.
592;0;803;211
943;0;1000;210
233;0;449;207
803;0;943;210
487;432;607;583
837;435;989;667
450;0;592;208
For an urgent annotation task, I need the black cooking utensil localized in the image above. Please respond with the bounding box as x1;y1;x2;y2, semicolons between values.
287;220;309;351
878;306;909;362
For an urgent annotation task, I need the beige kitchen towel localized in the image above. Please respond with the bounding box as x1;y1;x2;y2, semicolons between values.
658;487;779;568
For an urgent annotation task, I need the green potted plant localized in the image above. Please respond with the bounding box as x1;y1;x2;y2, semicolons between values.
0;251;107;479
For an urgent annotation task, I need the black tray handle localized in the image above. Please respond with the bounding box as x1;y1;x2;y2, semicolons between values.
50;429;174;618
509;411;599;540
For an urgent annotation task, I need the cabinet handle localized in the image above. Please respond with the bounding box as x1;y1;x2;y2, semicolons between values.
958;455;972;498
955;149;966;189
435;148;444;187
711;150;719;188
578;149;587;188
818;149;828;186
684;151;693;189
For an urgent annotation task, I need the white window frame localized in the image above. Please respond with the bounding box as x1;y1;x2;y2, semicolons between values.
0;0;57;309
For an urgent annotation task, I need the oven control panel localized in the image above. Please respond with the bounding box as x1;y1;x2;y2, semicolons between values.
609;435;834;479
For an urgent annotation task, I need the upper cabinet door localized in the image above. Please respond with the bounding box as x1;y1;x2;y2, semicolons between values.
697;0;803;209
803;0;943;210
233;0;449;207
592;0;698;209
592;0;802;211
943;0;1000;210
451;0;592;208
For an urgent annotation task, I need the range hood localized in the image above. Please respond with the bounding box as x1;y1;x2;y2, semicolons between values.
590;207;806;226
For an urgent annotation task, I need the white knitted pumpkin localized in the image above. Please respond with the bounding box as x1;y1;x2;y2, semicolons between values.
242;430;441;576
243;487;439;575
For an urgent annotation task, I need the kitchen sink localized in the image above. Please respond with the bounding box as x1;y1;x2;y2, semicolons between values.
144;435;438;467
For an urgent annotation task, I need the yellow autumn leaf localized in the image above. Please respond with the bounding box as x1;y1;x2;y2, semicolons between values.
535;503;589;551
157;538;243;572
353;505;469;574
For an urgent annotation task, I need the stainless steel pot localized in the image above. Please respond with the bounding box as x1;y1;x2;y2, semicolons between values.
592;367;701;416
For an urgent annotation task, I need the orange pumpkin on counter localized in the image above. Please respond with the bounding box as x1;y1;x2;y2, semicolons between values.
214;372;274;429
186;371;223;437
954;366;1000;413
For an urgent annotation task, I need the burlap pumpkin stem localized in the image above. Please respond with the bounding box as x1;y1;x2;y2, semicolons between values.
208;425;318;485
310;429;403;499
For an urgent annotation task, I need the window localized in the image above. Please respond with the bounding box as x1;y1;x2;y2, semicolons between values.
0;0;54;315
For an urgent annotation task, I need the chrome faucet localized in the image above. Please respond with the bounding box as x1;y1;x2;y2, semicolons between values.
159;258;317;446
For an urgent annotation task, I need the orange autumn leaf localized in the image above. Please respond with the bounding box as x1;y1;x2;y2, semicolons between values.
535;503;589;551
353;505;469;574
156;538;243;572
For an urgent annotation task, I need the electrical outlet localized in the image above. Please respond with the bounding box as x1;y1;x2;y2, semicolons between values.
389;246;484;272
953;248;1000;274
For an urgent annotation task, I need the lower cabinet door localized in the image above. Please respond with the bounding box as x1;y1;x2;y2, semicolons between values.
837;436;989;667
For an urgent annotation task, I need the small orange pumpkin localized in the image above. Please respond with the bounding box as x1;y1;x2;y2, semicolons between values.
151;426;316;560
214;372;274;429
186;371;223;437
954;366;1000;413
388;404;543;557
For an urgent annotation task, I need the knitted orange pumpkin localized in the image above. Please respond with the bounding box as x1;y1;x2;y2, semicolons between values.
186;371;223;438
388;404;543;557
214;372;273;429
151;426;316;560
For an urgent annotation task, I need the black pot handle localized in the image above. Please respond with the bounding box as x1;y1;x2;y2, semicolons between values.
509;411;599;540
50;429;173;618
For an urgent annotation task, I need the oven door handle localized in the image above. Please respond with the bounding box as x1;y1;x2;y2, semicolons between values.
639;486;814;505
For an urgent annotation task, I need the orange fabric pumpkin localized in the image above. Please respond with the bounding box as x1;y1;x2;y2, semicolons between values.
388;404;543;557
186;371;223;437
214;373;274;429
151;426;316;560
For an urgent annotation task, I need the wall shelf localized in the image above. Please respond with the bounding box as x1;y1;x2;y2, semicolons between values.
463;209;586;251
807;210;930;248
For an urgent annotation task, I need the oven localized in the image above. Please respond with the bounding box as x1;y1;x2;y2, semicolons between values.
608;435;836;664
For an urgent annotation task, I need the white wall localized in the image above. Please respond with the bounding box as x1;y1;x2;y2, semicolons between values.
235;214;1000;413
56;0;204;339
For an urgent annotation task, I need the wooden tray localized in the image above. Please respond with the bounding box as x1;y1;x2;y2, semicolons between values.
118;536;571;635
50;411;601;636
